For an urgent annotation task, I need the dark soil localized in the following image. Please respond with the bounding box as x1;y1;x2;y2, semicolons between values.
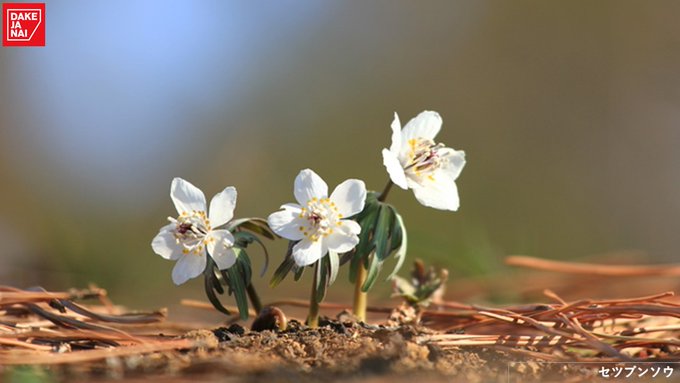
14;318;602;383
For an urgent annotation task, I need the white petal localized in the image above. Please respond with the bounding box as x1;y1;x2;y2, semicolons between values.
267;205;305;241
401;111;442;141
330;179;366;217
292;239;325;267
207;229;237;270
171;254;207;285
411;175;460;211
382;149;408;189
170;178;206;214
151;224;183;260
441;148;466;181
340;219;361;235
294;169;328;205
208;186;237;228
389;112;402;153
325;220;361;253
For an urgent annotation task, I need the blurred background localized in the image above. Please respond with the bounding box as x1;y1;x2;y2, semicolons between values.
1;1;679;317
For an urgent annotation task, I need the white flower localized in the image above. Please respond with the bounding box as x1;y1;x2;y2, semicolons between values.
268;169;367;267
382;111;466;211
151;178;238;285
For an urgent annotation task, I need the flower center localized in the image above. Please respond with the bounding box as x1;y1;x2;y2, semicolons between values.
168;210;211;255
298;197;342;242
405;138;449;179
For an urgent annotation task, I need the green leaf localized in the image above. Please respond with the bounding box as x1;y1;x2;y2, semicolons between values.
227;217;276;239
207;260;225;295
315;259;328;303
361;252;383;292
236;248;252;288
270;242;296;288
373;205;395;261
233;231;270;277
327;251;339;285
387;211;408;280
293;264;305;281
224;262;249;321
348;249;361;283
349;200;381;282
203;258;231;316
388;206;403;253
354;202;380;260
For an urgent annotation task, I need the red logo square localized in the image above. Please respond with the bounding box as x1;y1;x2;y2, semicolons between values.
2;3;45;47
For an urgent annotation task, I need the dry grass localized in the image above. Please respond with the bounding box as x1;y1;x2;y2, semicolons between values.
0;285;197;365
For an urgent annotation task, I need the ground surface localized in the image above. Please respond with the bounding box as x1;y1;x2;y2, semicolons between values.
2;319;610;383
3;263;680;383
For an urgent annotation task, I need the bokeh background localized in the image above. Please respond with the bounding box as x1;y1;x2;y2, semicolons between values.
1;1;679;315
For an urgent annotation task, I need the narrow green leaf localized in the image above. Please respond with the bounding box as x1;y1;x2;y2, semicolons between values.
348;249;360;283
235;231;270;277
374;205;395;261
293;264;305;281
269;241;296;287
353;192;378;220
205;256;225;294
353;202;380;259
327;251;339;285
315;259;328;303
388;206;403;253
225;265;249;320
338;250;354;266
236;248;252;288
203;258;231;316
227;217;276;240
387;211;408;280
361;252;383;292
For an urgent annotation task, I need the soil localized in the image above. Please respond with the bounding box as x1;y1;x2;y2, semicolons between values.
11;318;601;383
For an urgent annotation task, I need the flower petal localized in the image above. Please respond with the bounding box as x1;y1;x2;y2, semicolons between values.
411;175;460;211
267;204;306;241
292;239;325;267
294;169;328;205
171;254;207;285
441;148;466;181
171;178;206;215
330;179;366;217
401;111;442;141
207;229;237;270
325;220;361;253
389;112;402;153
151;223;183;260
382;149;408;189
340;219;361;235
208;186;237;228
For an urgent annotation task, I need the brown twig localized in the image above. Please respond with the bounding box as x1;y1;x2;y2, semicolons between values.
506;255;680;276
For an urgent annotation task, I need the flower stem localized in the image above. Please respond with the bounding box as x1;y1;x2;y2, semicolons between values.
378;179;393;202
307;261;320;328
246;283;263;314
352;179;393;322
353;263;368;321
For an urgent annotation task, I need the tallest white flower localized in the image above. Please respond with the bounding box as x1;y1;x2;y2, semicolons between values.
382;111;466;211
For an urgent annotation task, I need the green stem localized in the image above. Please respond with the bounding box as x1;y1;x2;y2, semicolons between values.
246;283;263;314
307;262;320;328
378;179;393;202
353;262;368;321
352;179;393;322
